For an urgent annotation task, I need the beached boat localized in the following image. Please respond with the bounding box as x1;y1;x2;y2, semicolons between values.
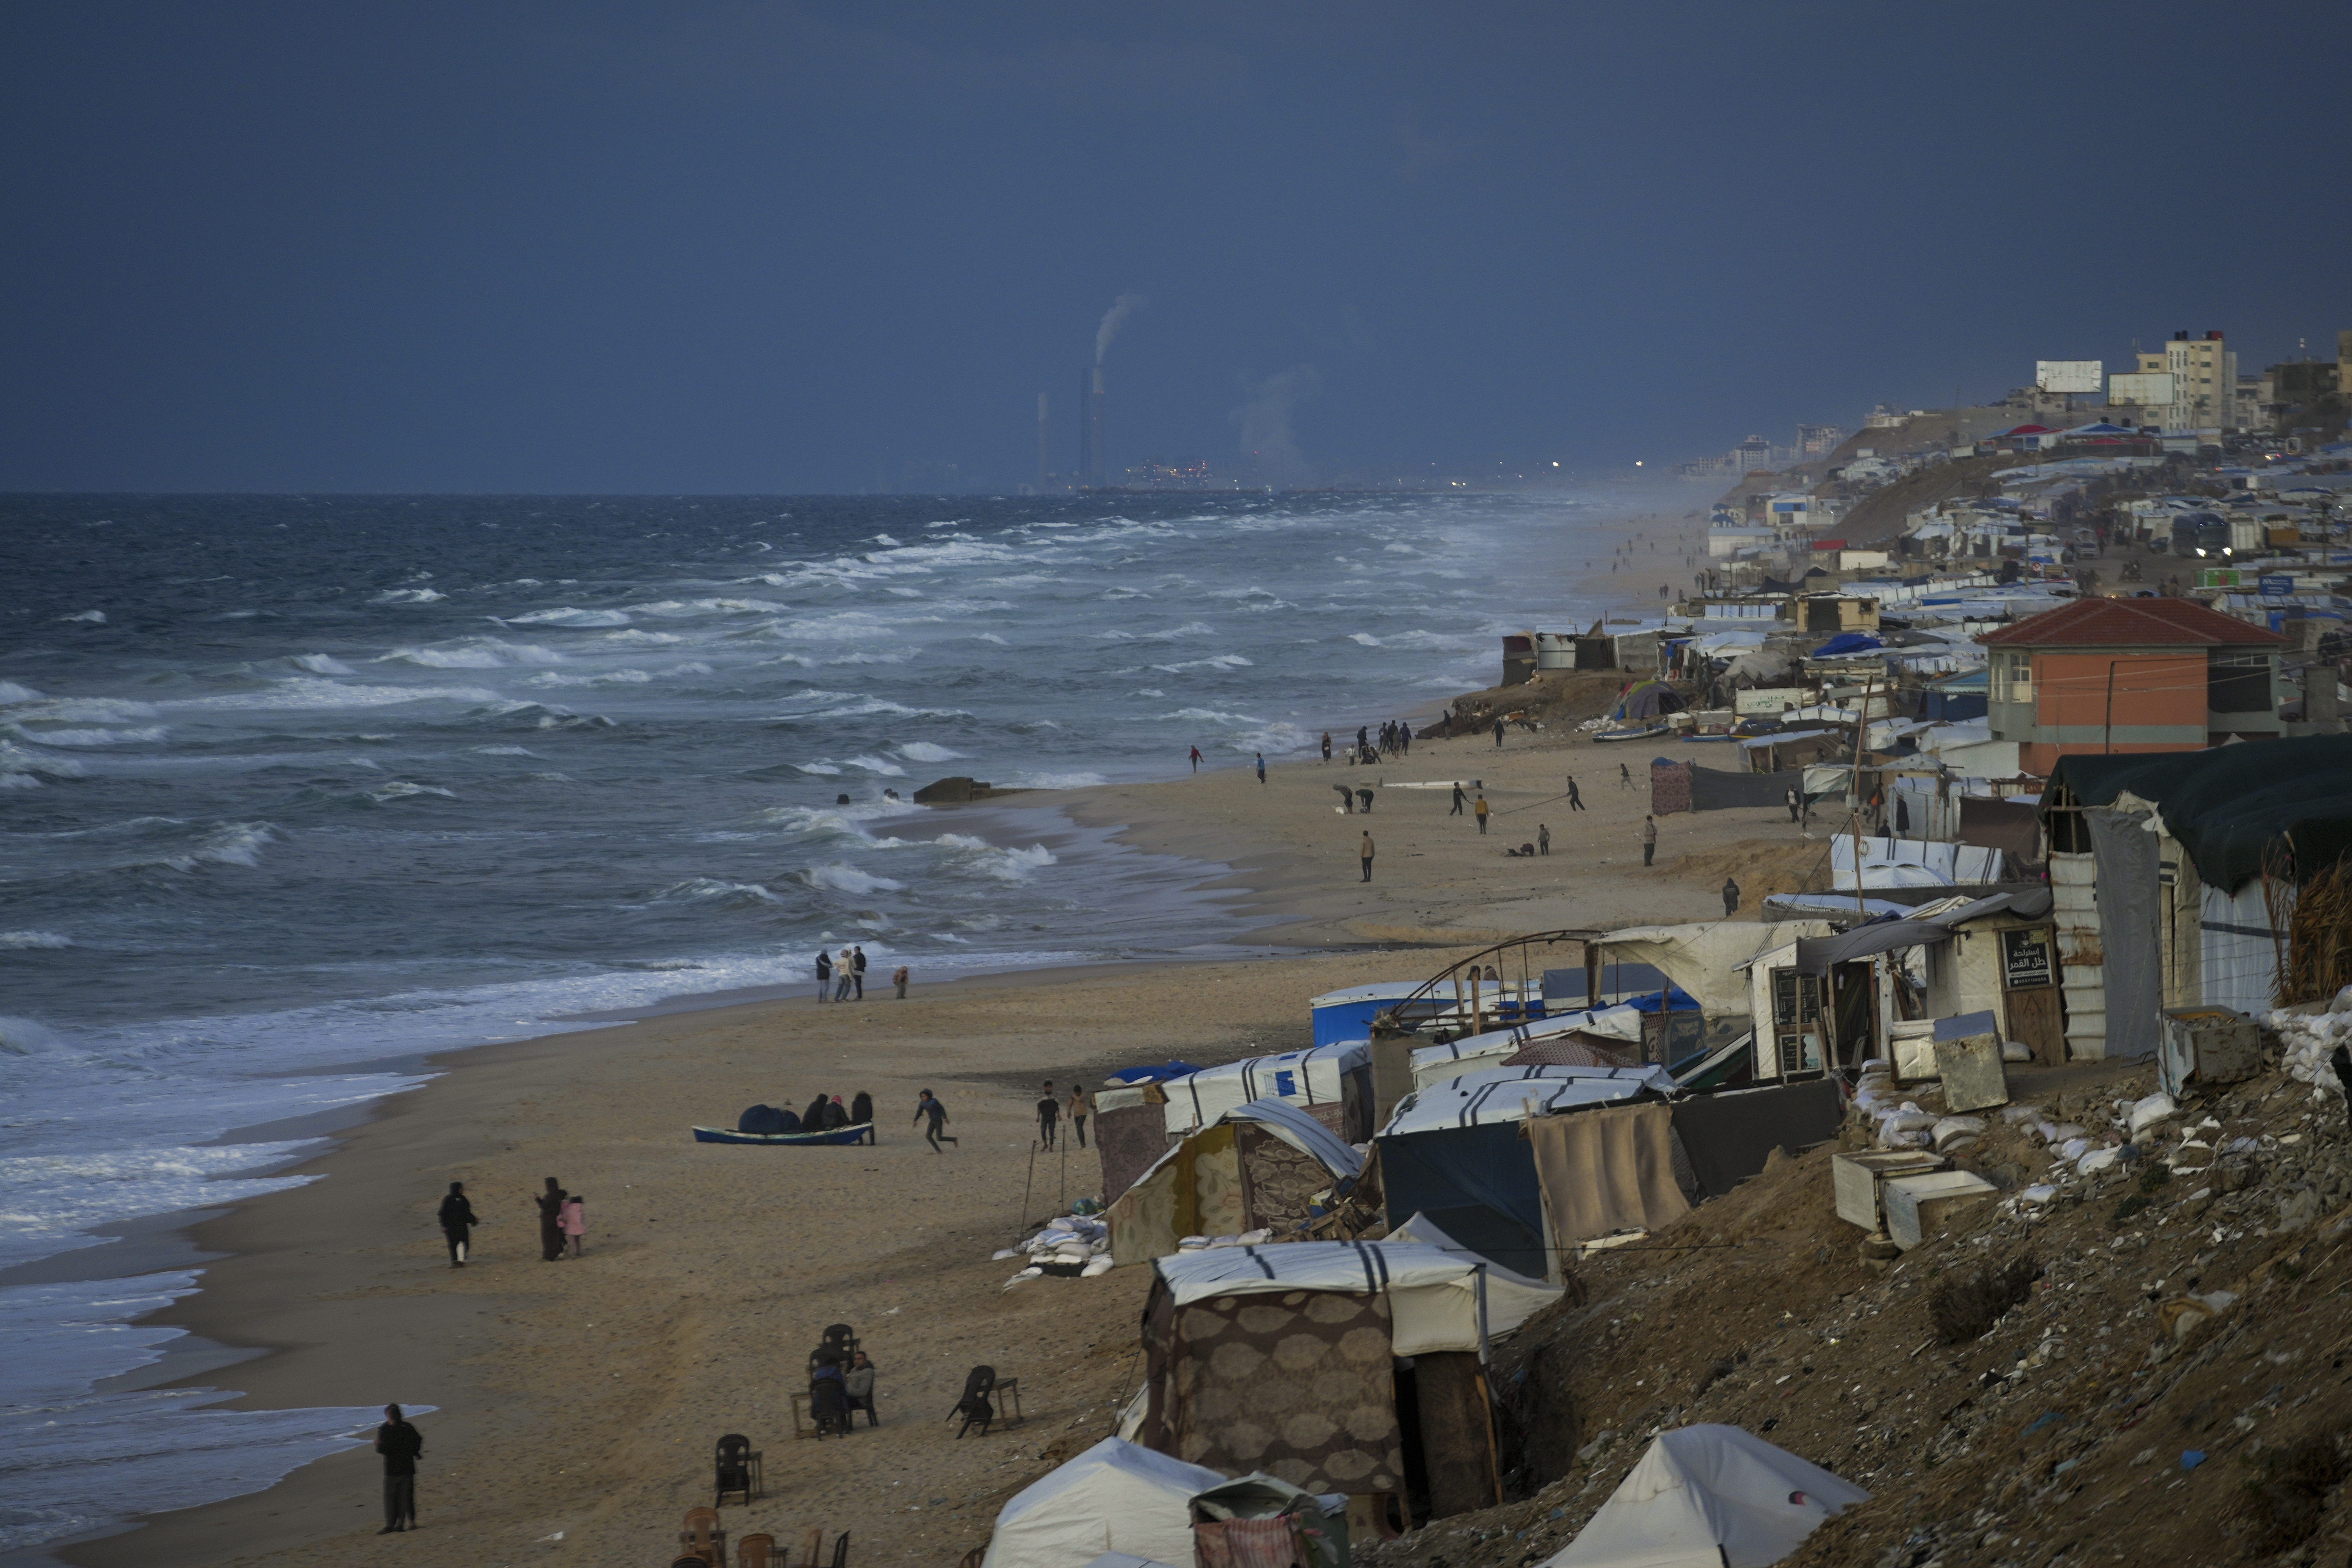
692;1122;876;1146
1590;724;1670;744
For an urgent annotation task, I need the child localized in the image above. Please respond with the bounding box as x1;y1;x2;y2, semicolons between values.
559;1194;586;1258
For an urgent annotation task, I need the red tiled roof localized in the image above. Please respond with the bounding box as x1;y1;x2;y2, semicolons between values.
1980;597;2290;648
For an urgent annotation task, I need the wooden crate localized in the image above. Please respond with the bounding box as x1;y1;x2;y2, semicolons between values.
1884;1170;1998;1250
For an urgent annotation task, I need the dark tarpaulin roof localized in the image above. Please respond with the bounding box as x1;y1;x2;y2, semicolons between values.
1789;889;2053;974
2045;738;2352;892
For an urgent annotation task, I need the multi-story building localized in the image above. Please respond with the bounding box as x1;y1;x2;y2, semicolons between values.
2132;330;2236;428
1796;423;1846;456
1981;597;2288;775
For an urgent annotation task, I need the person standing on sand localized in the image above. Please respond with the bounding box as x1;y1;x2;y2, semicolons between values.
1619;762;1633;789
851;945;867;1000
1068;1084;1091;1148
535;1177;568;1261
1537;823;1551;856
1786;785;1801;824
1450;782;1466;816
1036;1081;1060;1149
559;1194;586;1258
833;948;855;1002
892;963;909;999
1493;717;1506;748
1641;815;1658;867
815;949;831;1001
375;1404;423;1534
1321;731;1332;763
437;1181;476;1268
1256;753;1267;785
1722;877;1741;917
1360;830;1375;882
1566;775;1584;811
1190;745;1203;773
1400;721;1412;755
914;1089;956;1151
1474;793;1490;835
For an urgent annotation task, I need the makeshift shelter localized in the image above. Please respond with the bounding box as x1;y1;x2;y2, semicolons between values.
1108;1098;1370;1266
1611;679;1685;722
1587;922;1835;1020
1829;835;2003;890
1138;1241;1559;1521
981;1438;1229;1568
1160;1043;1373;1142
1667;1080;1845;1198
1408;1006;1646;1090
1379;1066;1675;1278
1543;1424;1869;1568
1526;1101;1692;1250
1093;1084;1178;1206
1310;982;1422;1046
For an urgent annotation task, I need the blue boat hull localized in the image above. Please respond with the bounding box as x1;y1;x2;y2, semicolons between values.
693;1122;875;1146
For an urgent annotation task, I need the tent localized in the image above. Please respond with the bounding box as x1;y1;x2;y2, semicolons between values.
1140;1241;1560;1519
1160;1042;1373;1142
1107;1098;1370;1266
1543;1424;1869;1568
1586;922;1835;1018
1310;982;1423;1046
982;1438;1228;1568
1409;1006;1646;1089
1612;679;1686;721
1809;631;1884;658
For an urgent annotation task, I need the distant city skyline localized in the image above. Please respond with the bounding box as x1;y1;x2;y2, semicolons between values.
2;3;2346;492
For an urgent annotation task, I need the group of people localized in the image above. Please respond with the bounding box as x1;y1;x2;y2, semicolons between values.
1318;720;1410;766
808;1347;880;1431
1033;1080;1091;1150
431;1177;586;1269
816;947;910;1002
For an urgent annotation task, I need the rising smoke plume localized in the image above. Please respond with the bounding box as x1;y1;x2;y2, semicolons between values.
1094;292;1147;365
1229;365;1320;487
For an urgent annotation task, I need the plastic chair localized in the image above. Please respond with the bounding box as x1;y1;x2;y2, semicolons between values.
678;1506;726;1565
947;1366;996;1439
737;1534;776;1568
714;1433;762;1506
808;1376;850;1439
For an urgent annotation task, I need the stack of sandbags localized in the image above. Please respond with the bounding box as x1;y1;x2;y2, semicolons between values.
2267;988;2352;1098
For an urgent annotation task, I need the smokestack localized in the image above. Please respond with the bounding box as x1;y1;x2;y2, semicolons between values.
1035;393;1050;488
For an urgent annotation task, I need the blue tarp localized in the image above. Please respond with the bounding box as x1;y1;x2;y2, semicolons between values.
1810;632;1885;657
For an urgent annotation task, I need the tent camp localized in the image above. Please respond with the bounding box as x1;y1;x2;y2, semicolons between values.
980;1438;1228;1568
1584;922;1833;1018
1107;1098;1370;1266
1543;1424;1869;1568
1378;1065;1676;1278
1160;1042;1373;1141
1139;1241;1559;1521
1408;1006;1646;1089
1310;982;1423;1045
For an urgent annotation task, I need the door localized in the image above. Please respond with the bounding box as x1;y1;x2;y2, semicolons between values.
1998;924;2067;1066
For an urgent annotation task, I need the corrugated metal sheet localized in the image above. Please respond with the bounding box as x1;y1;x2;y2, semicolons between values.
2051;851;2105;1060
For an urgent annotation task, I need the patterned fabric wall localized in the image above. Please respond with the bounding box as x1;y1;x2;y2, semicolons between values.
1162;1288;1404;1496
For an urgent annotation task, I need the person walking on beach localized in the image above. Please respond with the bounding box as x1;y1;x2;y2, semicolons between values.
1068;1083;1091;1148
1256;753;1266;785
559;1194;586;1258
1474;792;1490;835
1641;815;1658;867
914;1089;956;1151
1360;830;1375;882
1399;721;1412;755
1566;775;1584;811
1785;785;1801;824
815;949;832;1001
1722;877;1741;917
851;945;867;1000
833;947;855;1002
535;1177;568;1262
1320;731;1332;763
892;963;909;999
1190;745;1203;773
1619;762;1633;790
1537;823;1551;856
1450;782;1466;816
375;1405;423;1534
1492;717;1506;748
1036;1081;1060;1150
437;1181;476;1269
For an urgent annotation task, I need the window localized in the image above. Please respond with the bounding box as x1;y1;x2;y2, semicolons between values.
1995;652;2034;705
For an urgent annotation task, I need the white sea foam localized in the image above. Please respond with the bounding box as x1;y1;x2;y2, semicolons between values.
505;606;631;627
1349;632;1383;646
11;725;169;747
470;745;540;756
0;931;73;950
659;878;786;905
288;653;354;674
0;682;47;704
380;641;564;670
998;770;1107;789
60;610;108;624
599;629;682;644
1148;654;1254;673
158;680;502;711
896;741;966;763
802;863;905;895
526;668;652;687
368;589;445;604
365;782;457;803
794;761;844;775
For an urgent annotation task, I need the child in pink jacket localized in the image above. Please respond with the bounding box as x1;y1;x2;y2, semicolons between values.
559;1195;586;1258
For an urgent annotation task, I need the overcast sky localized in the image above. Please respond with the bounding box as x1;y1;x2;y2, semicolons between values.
3;2;2346;492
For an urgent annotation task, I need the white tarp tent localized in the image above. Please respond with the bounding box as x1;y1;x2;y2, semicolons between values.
1829;835;2001;890
1154;1239;1561;1355
1409;1006;1645;1089
1586;923;1833;1018
1160;1042;1369;1134
982;1438;1227;1568
1382;1065;1674;1137
1544;1424;1870;1568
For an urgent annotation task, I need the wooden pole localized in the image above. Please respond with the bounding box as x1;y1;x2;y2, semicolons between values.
1018;1141;1038;1235
1852;677;1874;917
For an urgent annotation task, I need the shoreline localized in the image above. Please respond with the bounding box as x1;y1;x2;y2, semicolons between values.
26;498;1720;1567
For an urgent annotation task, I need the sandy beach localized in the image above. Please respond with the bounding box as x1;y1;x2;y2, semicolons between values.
52;503;1781;1568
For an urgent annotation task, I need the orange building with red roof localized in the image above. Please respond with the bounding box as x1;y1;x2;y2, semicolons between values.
1980;598;2288;776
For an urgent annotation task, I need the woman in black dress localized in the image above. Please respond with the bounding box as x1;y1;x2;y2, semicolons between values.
437;1181;477;1267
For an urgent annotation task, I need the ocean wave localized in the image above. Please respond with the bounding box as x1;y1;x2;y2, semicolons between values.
365;782;457;804
60;610;108;624
137;821;277;872
8;725;169;748
1147;654;1254;673
526;669;652;688
800;863;905;895
0;1014;74;1054
159;679;503;711
895;741;966;763
1155;707;1266;725
0;932;73;950
0;741;87;788
378;640;565;670
469;745;539;756
7;696;161;723
932;836;1058;880
998;770;1105;790
0;682;46;704
809;699;973;720
871;533;902;547
751;803;902;834
972;633;1008;644
368;589;445;605
599;629;681;645
658;877;787;906
793;761;843;775
287;654;354;675
628;597;789;617
505;606;632;627
1349;632;1383;646
824;651;911;665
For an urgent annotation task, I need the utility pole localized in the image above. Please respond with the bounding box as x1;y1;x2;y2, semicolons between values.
1852;677;1875;917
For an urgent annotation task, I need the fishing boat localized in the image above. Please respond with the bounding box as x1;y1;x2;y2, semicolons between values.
692;1122;876;1146
1590;724;1670;744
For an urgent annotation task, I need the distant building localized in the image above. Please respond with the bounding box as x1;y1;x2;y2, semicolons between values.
1733;434;1774;471
1797;423;1846;456
1981;597;2289;775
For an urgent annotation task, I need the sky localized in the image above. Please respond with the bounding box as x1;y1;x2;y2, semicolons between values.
2;1;2347;493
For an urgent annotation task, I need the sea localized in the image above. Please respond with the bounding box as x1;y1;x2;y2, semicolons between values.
0;488;1640;1555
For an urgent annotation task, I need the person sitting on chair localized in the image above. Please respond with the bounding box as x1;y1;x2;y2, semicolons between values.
809;1354;850;1436
843;1351;878;1426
